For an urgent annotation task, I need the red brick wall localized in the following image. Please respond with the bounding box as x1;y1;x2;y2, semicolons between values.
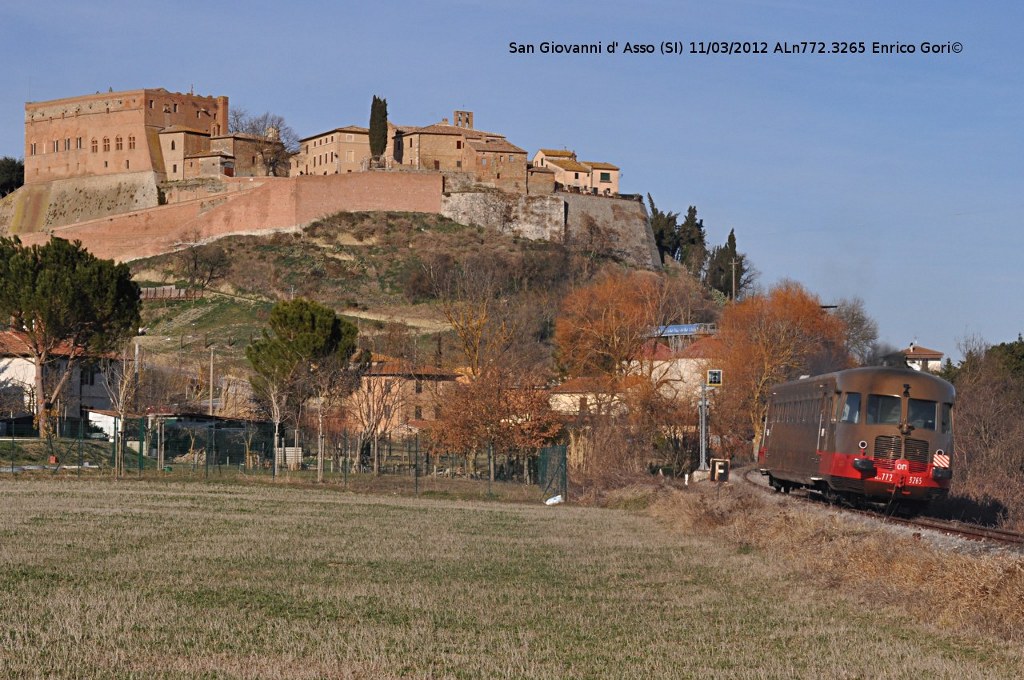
18;173;443;261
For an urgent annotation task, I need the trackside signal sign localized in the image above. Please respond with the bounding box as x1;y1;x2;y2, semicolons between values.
707;369;723;386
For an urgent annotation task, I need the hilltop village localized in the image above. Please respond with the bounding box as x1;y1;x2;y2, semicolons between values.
1;87;657;266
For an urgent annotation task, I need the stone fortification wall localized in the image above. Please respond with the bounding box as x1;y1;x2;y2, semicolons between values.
1;172;160;234
562;193;659;268
441;191;565;242
441;190;658;268
16;173;443;262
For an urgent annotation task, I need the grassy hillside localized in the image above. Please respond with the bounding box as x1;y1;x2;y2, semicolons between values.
130;211;582;369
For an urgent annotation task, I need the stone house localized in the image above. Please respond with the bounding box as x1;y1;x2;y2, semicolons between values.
391;111;528;193
343;354;459;436
292;126;371;176
531;149;620;195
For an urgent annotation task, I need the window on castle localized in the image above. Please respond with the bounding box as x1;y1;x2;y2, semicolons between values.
172;164;177;173
115;137;123;151
456;160;462;169
64;139;71;151
173;103;178;113
76;137;83;149
91;139;97;153
125;160;130;169
102;138;110;152
170;140;176;151
30;143;36;155
128;136;135;150
52;140;59;153
456;140;462;149
149;99;154;109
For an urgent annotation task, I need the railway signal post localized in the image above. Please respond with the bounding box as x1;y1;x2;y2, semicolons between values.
701;370;723;470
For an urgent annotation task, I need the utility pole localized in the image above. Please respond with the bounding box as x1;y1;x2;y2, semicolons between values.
730;258;737;301
209;346;214;416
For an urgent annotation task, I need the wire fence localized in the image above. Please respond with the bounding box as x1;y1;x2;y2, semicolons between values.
1;418;568;498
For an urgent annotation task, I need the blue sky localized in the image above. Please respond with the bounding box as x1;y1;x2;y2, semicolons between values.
3;1;1021;360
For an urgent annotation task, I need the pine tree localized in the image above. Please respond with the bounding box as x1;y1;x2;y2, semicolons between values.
646;194;680;264
678;206;707;277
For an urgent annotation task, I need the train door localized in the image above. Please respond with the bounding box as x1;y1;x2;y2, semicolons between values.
817;392;835;474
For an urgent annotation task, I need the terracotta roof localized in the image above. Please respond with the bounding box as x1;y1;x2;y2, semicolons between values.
185;151;234;159
528;165;556;174
636;341;678;361
903;344;943;360
365;360;458;379
159;125;209;136
545;157;591;173
299;126;369;143
465;138;526;154
583;161;619;170
539;148;576;157
0;330;118;359
409;123;507;139
678;336;722;359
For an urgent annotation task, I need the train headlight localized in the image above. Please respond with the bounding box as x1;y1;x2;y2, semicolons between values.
852;457;876;474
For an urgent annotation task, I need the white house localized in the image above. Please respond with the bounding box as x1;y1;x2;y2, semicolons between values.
0;330;116;425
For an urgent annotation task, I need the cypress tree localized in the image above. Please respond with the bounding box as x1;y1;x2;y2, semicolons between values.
369;96;388;159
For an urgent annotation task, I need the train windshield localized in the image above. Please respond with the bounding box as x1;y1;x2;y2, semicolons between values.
908;398;937;430
840;392;861;423
866;394;901;425
941;403;952;433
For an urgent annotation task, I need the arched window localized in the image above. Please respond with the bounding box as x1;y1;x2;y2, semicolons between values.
91;139;98;153
115;136;123;151
102;137;110;152
128;136;135;150
170;140;176;151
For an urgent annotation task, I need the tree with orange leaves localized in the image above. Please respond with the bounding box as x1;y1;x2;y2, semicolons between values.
554;267;712;380
713;280;849;457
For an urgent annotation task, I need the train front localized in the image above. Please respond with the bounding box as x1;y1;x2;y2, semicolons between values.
837;369;955;504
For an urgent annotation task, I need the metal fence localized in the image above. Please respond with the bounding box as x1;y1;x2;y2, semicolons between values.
2;418;569;498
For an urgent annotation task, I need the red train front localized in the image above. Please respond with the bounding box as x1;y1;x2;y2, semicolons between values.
759;367;954;509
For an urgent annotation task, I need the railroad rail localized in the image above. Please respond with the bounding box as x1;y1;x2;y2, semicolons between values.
741;467;1024;548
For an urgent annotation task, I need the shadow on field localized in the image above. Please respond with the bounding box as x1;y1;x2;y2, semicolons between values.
929;494;1008;526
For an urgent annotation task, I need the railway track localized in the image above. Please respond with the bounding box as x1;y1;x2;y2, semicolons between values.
741;467;1024;548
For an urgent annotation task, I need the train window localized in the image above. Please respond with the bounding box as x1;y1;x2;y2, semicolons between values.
908;399;937;430
840;393;861;424
941;403;952;433
866;394;901;425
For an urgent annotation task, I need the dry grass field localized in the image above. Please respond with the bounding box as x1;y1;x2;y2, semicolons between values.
1;477;1022;679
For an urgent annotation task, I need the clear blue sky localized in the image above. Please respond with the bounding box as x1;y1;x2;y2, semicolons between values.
3;1;1021;360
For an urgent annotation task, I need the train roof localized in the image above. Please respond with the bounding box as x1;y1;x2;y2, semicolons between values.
772;366;955;402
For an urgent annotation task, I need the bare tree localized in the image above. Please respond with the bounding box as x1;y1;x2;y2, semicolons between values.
175;229;230;296
834;297;879;366
229;108;299;177
100;344;138;478
304;354;357;483
349;365;405;475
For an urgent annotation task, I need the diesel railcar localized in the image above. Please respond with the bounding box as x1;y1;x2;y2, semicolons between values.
758;367;954;508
